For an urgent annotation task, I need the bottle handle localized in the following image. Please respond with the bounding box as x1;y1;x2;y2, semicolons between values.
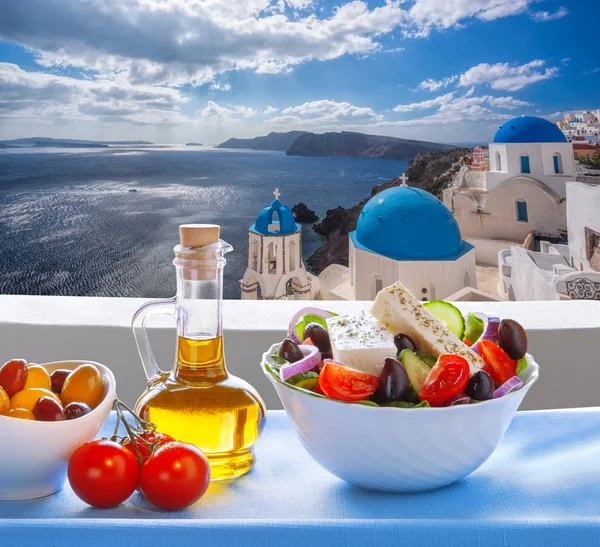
132;298;176;384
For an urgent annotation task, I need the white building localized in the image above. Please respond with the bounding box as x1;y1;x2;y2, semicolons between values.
444;115;576;265
239;189;313;300
319;179;477;301
502;181;600;301
558;111;600;144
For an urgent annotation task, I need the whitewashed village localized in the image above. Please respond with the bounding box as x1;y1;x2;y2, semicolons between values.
240;111;600;303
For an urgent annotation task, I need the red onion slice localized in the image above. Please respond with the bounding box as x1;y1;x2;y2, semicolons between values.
492;376;524;399
469;313;500;355
444;392;471;406
288;307;335;344
280;345;322;381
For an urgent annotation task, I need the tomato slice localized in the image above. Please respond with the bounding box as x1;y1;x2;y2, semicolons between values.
318;361;379;401
418;354;470;407
478;340;517;385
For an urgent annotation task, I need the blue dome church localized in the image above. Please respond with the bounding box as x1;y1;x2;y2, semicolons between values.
240;189;312;300
318;175;477;301
485;115;574;199
444;114;576;299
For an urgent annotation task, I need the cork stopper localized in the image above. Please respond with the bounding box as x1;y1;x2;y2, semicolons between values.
179;224;220;249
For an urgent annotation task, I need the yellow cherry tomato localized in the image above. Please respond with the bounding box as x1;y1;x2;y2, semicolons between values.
7;407;35;420
23;365;52;391
0;386;10;415
61;364;104;409
11;388;61;413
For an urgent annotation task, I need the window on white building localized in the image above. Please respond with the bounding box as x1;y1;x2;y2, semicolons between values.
250;240;258;270
495;151;502;171
553;153;563;174
373;274;383;299
267;242;277;273
289;241;297;271
520;155;530;174
516;200;529;223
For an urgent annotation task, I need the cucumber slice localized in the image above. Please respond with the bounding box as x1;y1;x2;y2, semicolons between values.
415;352;437;368
401;349;432;393
286;371;319;390
465;313;484;345
424;300;466;340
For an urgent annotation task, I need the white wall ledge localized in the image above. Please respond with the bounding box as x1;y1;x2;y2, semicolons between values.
2;295;599;331
0;295;599;412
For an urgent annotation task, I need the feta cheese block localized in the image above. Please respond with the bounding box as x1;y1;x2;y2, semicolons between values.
326;311;397;377
371;281;485;374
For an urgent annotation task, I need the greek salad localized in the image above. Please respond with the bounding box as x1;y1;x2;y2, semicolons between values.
264;280;530;408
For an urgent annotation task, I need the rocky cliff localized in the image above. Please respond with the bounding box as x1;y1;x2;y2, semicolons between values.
307;147;470;274
287;131;454;160
217;131;309;151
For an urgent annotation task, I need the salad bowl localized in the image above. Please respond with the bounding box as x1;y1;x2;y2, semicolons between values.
262;349;539;492
0;360;116;500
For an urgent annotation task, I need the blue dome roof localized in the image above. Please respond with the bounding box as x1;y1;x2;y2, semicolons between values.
493;115;567;144
252;199;298;236
351;186;471;261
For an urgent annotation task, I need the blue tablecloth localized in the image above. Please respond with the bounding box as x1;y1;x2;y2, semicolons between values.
2;409;600;547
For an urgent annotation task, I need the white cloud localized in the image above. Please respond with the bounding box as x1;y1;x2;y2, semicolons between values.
264;105;279;114
458;60;558;91
405;0;533;36
530;7;569;22
209;82;232;92
0;0;408;87
0;0;552;90
386;89;531;127
393;92;455;112
419;60;558;93
281;99;383;123
583;67;600;75
486;96;531;109
418;76;458;92
196;101;258;124
0;62;188;125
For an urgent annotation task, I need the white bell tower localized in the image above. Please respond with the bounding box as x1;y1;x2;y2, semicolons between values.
240;189;311;300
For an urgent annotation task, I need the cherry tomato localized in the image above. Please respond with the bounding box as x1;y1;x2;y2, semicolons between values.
478;340;517;385
68;440;139;508
318;361;379;402
0;359;28;398
419;354;470;407
140;442;210;511
122;432;175;465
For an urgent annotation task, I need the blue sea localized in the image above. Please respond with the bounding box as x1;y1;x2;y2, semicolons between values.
0;146;408;299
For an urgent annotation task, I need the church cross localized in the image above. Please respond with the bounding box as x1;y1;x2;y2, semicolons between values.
273;188;281;200
399;173;409;186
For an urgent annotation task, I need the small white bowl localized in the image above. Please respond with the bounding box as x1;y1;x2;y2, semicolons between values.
262;345;539;492
0;360;116;501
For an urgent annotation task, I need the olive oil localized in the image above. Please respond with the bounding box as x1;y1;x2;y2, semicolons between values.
132;225;266;481
136;335;266;479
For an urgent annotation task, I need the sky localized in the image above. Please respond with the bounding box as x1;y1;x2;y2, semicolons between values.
0;0;598;145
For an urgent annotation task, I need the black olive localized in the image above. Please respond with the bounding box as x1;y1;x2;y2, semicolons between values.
278;338;304;363
465;370;494;401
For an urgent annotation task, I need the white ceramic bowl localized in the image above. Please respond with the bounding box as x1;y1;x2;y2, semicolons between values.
0;360;116;500
262;345;539;492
